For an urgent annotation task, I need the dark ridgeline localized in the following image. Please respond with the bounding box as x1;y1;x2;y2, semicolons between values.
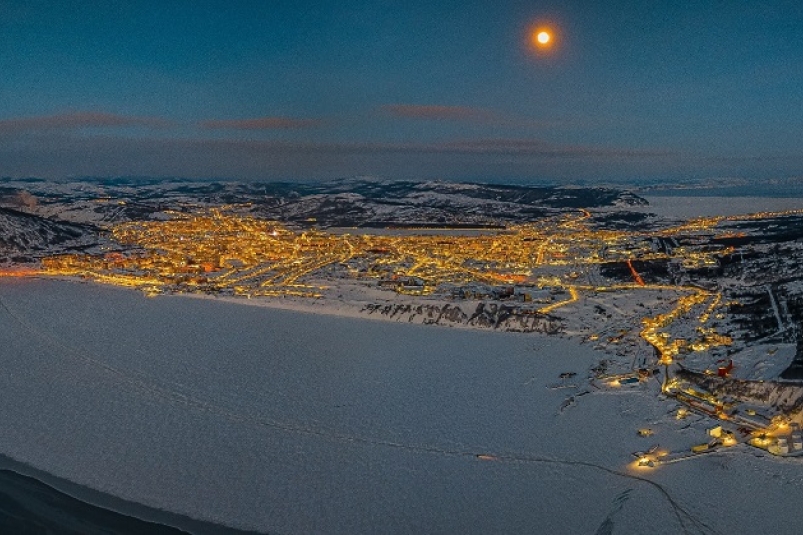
0;178;650;229
0;206;97;263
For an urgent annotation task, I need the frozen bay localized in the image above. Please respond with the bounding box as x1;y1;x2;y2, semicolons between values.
0;279;802;533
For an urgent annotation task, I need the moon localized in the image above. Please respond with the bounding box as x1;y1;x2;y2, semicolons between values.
529;26;556;52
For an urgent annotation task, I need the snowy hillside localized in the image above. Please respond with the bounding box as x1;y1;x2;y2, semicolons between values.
0;207;99;262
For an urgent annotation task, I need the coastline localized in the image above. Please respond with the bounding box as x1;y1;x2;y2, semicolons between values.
42;276;558;337
0;453;263;535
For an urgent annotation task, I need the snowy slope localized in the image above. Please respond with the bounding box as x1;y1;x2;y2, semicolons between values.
0;207;98;261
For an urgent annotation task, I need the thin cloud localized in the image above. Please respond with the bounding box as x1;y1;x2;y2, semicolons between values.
380;105;570;129
381;104;496;121
428;138;677;159
0;134;695;183
0;112;171;133
200;117;324;130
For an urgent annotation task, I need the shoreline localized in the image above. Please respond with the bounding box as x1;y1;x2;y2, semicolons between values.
30;276;560;337
0;452;263;535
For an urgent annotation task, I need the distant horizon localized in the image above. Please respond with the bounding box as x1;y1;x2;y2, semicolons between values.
4;173;803;198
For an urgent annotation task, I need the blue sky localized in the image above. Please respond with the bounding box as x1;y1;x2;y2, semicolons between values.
1;0;802;183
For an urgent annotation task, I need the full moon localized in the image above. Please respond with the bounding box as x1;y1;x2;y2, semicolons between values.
529;26;555;52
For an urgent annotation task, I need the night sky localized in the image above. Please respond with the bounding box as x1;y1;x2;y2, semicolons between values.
1;1;802;184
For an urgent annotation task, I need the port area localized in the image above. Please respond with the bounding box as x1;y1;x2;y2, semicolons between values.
587;355;803;469
623;366;803;469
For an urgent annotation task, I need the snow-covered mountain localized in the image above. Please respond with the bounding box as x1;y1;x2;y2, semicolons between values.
0;177;649;227
0;206;98;262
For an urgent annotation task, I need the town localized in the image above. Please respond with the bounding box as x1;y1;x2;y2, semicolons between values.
4;179;803;469
29;205;803;465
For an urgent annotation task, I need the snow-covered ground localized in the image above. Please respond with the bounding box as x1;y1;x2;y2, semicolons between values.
1;279;803;534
